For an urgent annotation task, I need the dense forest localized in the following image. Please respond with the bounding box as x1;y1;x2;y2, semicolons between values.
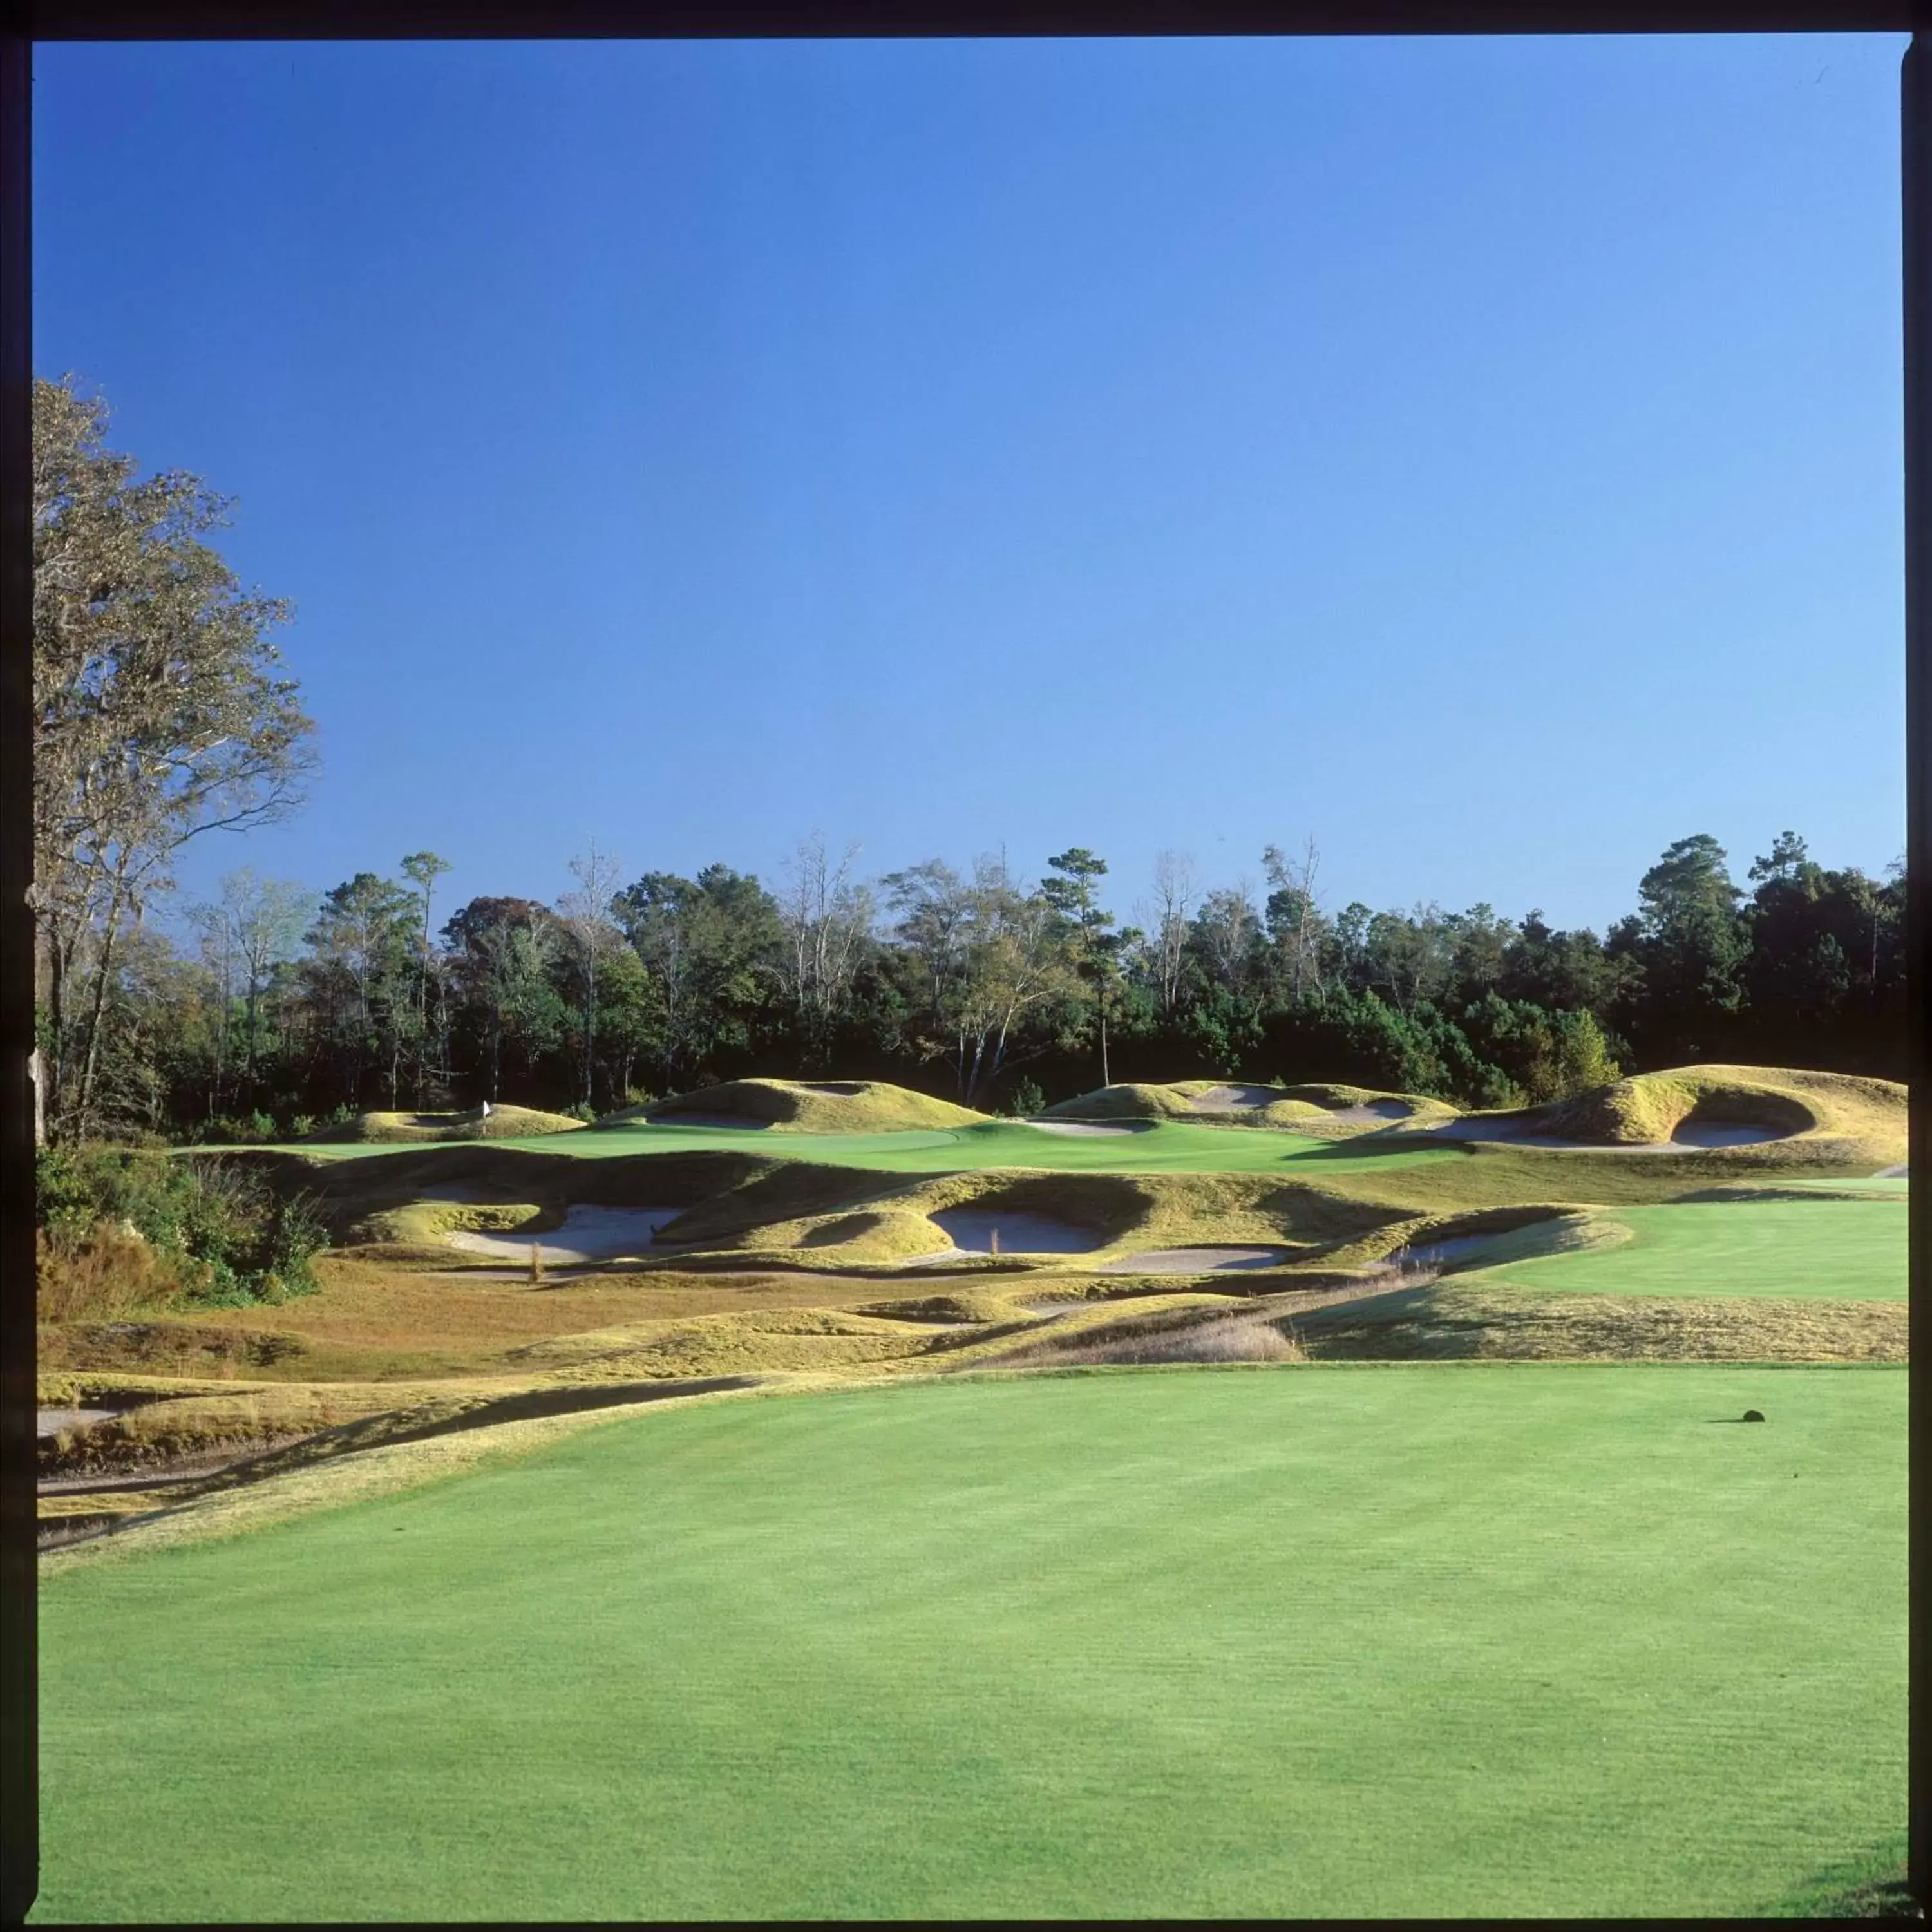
52;824;1904;1145
32;374;1907;1147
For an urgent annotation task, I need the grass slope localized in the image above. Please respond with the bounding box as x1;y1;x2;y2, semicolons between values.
1477;1200;1906;1302
301;1105;585;1144
611;1078;990;1133
36;1365;1902;1923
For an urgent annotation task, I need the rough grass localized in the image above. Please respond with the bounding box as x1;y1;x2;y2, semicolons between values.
1291;1280;1909;1363
302;1105;587;1144
34;1365;1905;1922
607;1077;990;1134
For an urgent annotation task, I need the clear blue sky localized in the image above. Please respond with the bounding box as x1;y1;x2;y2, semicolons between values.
33;32;1909;937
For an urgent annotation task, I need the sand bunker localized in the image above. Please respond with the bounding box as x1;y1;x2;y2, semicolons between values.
913;1209;1103;1260
448;1206;685;1265
1100;1245;1294;1274
37;1408;117;1441
1025;1121;1146;1137
1322;1100;1413;1126
1426;1115;1793;1151
1875;1164;1909;1179
1188;1084;1283;1112
1381;1233;1506;1272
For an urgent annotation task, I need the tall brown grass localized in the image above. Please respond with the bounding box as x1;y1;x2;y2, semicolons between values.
1010;1313;1308;1370
35;1224;180;1324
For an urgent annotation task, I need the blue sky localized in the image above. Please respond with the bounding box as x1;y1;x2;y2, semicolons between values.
33;32;1909;936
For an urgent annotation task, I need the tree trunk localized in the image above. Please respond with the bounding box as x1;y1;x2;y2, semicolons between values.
74;898;125;1137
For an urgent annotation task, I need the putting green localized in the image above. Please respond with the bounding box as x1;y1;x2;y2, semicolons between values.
1479;1200;1906;1302
37;1365;1903;1920
287;1115;1462;1177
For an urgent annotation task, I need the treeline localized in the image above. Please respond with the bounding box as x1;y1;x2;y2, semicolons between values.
29;373;1906;1147
57;826;1906;1144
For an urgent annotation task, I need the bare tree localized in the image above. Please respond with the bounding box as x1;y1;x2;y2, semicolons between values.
1146;849;1197;1016
558;840;623;1110
223;869;314;1102
401;852;453;1103
1263;835;1327;1006
1196;878;1261;992
777;833;874;1064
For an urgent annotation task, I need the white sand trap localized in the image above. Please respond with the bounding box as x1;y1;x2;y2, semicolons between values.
1323;1100;1413;1126
448;1206;684;1265
1383;1233;1505;1271
1101;1245;1294;1274
1026;1121;1144;1137
921;1209;1102;1257
1875;1164;1909;1179
1667;1120;1790;1148
1188;1084;1284;1112
37;1408;118;1440
1425;1115;1792;1151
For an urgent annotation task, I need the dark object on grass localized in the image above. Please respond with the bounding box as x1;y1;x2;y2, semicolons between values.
1742;1409;1765;1423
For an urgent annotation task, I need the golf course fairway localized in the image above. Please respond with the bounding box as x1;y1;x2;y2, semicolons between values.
36;1363;1903;1921
288;1115;1460;1175
1479;1198;1907;1301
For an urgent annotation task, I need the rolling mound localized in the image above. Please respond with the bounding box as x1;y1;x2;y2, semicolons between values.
608;1079;990;1135
303;1105;587;1144
1039;1080;1449;1135
1416;1066;1904;1169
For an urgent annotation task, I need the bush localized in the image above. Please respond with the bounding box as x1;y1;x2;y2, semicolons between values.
35;1222;179;1323
1003;1078;1047;1118
35;1144;326;1314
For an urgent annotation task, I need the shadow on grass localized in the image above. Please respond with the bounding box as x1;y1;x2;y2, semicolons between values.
1769;1844;1916;1919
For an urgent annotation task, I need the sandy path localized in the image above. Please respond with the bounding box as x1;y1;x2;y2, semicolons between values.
1099;1246;1294;1274
448;1206;685;1264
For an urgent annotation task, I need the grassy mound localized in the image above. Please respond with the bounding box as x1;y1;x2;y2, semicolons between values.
611;1078;989;1134
36;1366;1904;1920
305;1105;585;1144
1531;1066;1904;1165
1040;1080;1450;1134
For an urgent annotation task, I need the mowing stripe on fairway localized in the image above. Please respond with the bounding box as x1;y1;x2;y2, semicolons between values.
1477;1199;1906;1302
36;1363;1902;1922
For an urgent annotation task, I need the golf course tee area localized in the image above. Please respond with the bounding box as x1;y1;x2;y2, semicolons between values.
36;1365;1903;1921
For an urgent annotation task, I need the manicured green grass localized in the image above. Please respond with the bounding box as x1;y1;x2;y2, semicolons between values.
37;1364;1903;1921
289;1115;1463;1177
1480;1200;1906;1302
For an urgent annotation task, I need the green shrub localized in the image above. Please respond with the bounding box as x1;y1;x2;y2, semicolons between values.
35;1144;325;1312
1003;1078;1047;1118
